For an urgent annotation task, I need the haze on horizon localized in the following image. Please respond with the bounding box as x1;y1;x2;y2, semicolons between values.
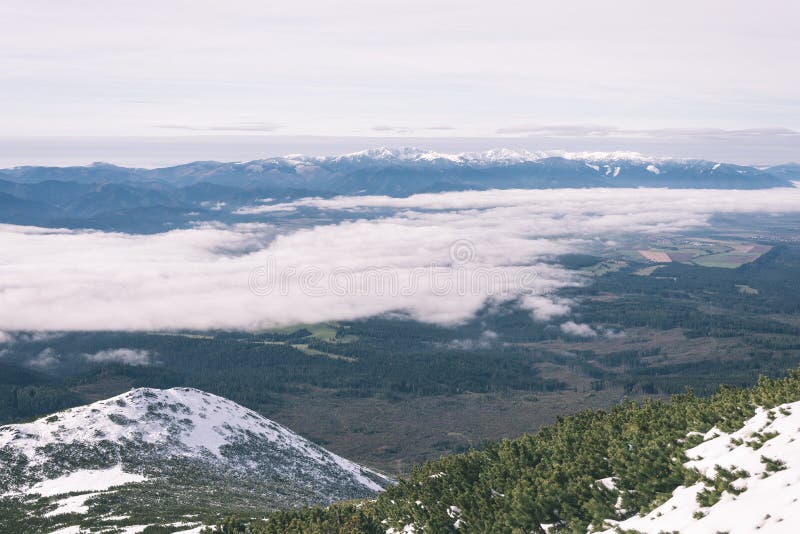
1;0;799;166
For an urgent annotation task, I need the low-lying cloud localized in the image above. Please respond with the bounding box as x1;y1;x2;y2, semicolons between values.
0;331;62;345
560;321;598;338
27;348;60;369
83;348;154;366
2;186;800;332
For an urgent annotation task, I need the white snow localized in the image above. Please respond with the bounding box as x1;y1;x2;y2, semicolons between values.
43;492;99;517
0;387;388;495
22;466;146;497
265;147;672;169
387;525;417;534
646;164;661;175
596;477;616;490
112;523;204;534
599;401;800;533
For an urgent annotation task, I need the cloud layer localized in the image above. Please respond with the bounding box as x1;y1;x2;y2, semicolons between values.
2;186;800;332
83;348;154;366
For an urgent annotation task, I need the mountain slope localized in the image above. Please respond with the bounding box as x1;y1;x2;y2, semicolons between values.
0;387;391;533
601;401;800;533
216;369;800;534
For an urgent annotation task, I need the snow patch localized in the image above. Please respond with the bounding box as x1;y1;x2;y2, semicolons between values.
599;401;800;533
23;466;146;497
646;164;661;175
44;492;99;517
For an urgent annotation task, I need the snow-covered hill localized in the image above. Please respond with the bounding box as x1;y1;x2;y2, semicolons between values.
599;401;800;533
0;388;391;533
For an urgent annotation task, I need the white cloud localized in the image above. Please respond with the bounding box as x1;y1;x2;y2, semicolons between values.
200;201;227;211
83;348;153;366
446;329;500;350
238;186;800;218
560;321;597;338
521;295;573;322
602;328;626;339
27;348;60;369
2;187;800;332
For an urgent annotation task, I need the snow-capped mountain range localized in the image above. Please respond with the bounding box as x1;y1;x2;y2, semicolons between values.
1;147;796;232
0;388;391;532
2;147;793;190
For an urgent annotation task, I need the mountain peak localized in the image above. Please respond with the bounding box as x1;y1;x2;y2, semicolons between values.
0;387;391;512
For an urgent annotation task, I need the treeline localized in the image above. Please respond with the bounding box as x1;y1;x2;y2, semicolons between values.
577;297;800;338
205;369;800;533
0;385;79;422
0;327;563;423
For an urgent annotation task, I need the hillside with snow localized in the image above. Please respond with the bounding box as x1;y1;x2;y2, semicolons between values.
599;401;800;533
0;387;391;533
202;370;800;534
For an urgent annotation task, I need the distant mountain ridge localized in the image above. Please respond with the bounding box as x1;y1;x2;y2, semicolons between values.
0;148;797;232
0;387;391;532
3;147;795;188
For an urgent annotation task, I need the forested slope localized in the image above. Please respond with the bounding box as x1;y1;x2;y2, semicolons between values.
207;369;800;533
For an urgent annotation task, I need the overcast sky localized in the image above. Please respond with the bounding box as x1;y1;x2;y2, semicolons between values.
2;1;799;164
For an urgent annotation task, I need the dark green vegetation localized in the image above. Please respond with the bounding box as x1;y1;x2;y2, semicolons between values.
0;461;321;534
2;240;800;473
567;243;800;394
204;370;800;533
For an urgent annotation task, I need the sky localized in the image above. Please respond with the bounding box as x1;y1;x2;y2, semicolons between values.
1;0;799;165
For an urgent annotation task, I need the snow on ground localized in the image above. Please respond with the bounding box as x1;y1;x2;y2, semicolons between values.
43;492;99;517
646;164;661;174
386;525;417;534
304;147;664;166
23;466;146;497
599;401;800;533
47;527;81;534
0;387;389;493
